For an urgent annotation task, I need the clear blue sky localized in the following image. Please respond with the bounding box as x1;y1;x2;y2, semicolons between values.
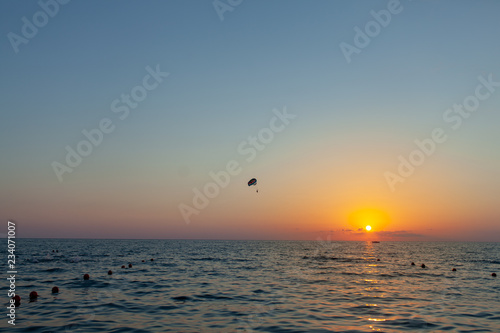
1;0;499;240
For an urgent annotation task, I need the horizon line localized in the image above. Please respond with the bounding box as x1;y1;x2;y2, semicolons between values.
5;237;499;242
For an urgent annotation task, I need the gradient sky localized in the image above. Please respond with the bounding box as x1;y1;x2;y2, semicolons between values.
1;0;499;241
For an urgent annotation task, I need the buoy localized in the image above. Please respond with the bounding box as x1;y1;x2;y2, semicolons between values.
421;264;426;268
121;265;125;269
411;262;415;266
150;258;154;261
29;291;38;300
377;259;380;261
493;273;497;277
128;263;132;268
142;260;145;262
108;270;113;275
452;268;456;272
52;286;59;293
12;295;21;306
83;274;90;280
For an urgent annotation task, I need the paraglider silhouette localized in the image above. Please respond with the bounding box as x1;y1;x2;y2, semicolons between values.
248;178;258;193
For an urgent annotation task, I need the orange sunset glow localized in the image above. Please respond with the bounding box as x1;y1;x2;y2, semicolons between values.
349;209;391;233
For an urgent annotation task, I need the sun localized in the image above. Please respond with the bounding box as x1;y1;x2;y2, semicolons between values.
348;208;391;232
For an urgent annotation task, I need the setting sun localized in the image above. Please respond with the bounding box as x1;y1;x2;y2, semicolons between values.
348;208;391;233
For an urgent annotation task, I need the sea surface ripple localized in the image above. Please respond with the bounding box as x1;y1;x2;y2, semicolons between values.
1;240;499;332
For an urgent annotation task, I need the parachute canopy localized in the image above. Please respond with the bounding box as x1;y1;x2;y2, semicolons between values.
248;178;257;186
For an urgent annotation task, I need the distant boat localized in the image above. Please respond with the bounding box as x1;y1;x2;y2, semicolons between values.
371;241;380;243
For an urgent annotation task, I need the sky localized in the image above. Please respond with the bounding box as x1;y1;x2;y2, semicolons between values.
1;0;499;241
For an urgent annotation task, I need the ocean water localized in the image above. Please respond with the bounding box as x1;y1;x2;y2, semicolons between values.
1;239;499;332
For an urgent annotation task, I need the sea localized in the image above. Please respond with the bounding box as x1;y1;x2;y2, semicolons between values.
1;239;499;332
